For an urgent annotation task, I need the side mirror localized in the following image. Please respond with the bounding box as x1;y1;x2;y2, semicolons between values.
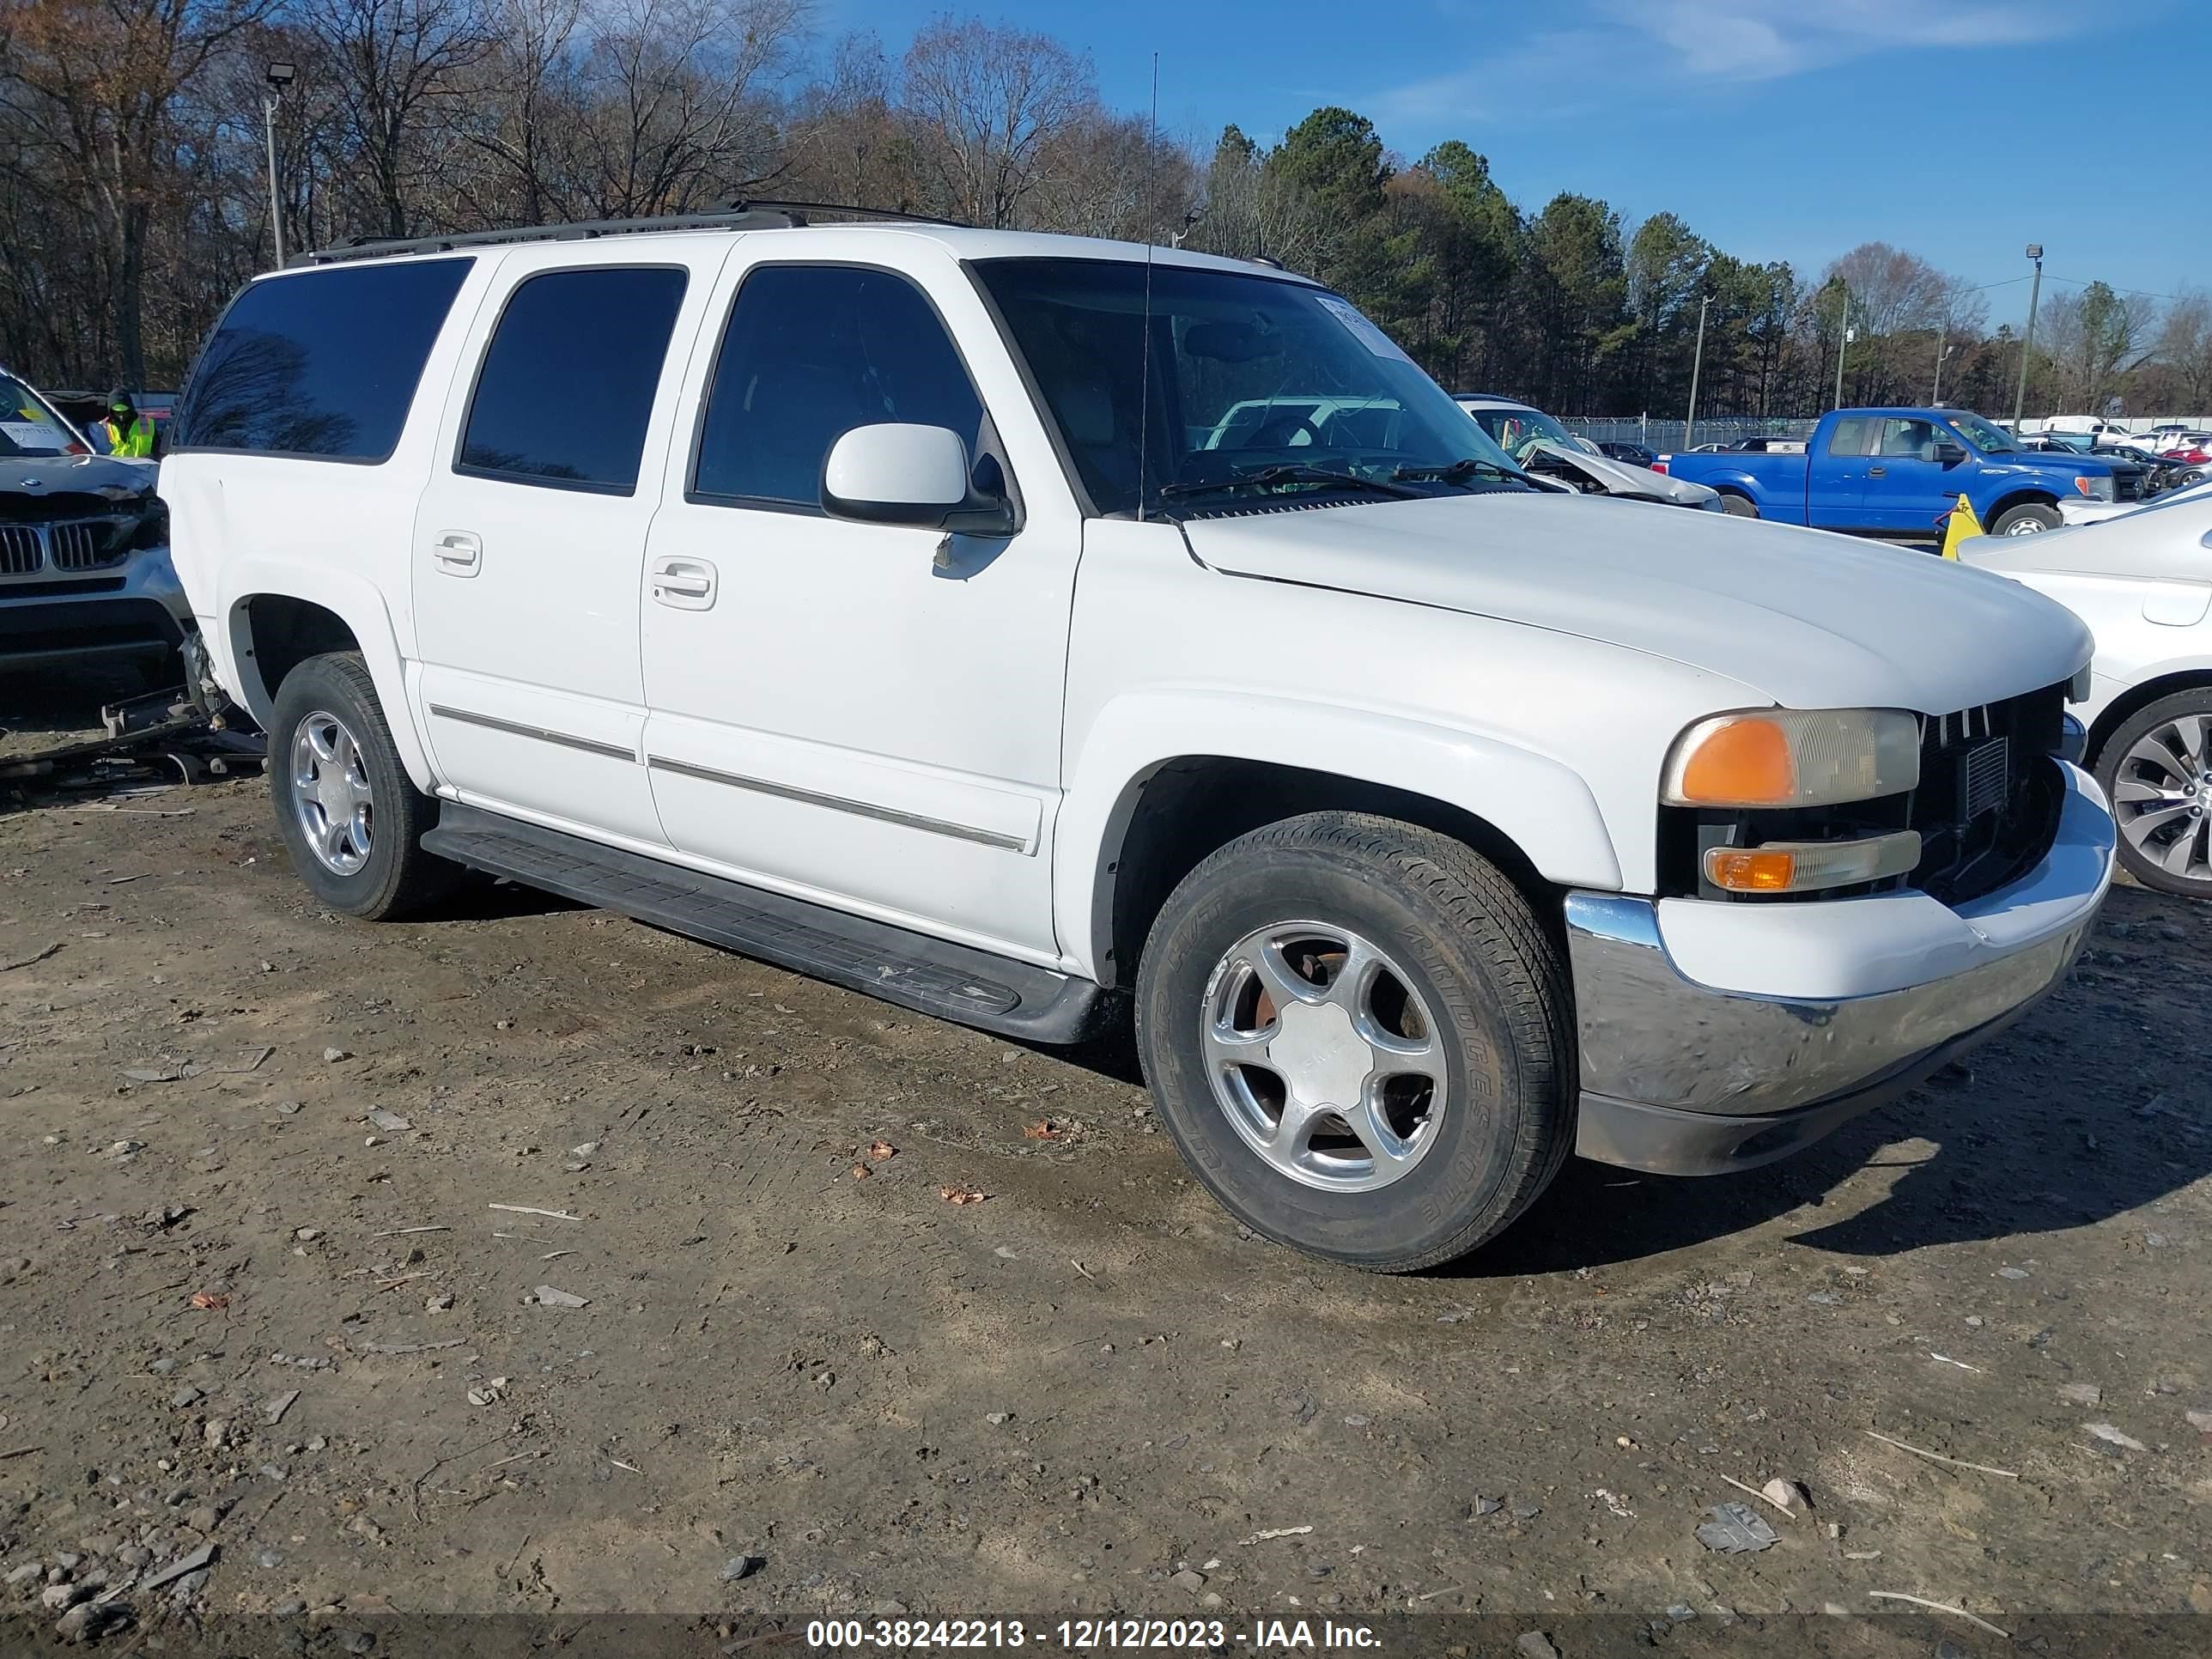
821;423;1013;535
1932;441;1966;466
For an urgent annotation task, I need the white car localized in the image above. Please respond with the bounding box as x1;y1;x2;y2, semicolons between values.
1965;491;2212;896
165;210;2113;1270
1454;394;1723;509
2059;472;2212;526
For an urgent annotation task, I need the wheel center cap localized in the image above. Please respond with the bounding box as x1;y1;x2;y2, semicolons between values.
317;768;354;825
1266;1000;1370;1109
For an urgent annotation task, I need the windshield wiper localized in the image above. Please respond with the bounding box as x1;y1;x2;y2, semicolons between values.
1392;457;1545;490
1158;463;1424;501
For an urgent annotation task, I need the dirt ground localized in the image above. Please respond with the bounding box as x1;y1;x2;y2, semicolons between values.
3;667;2209;1656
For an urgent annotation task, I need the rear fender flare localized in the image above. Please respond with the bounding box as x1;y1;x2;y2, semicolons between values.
219;562;434;793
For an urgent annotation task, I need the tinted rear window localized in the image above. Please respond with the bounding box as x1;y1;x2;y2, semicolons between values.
172;258;471;461
458;266;688;494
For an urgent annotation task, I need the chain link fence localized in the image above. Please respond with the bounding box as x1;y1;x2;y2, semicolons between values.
1553;415;1819;453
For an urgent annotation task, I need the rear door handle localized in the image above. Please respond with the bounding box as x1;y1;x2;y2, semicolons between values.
651;556;717;611
433;531;482;575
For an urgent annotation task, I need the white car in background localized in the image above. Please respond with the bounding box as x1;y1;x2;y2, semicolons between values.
1453;394;1722;510
2059;472;2212;526
1964;490;2212;897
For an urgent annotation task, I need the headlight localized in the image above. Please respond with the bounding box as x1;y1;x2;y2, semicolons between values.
1662;708;1921;808
2074;473;2114;501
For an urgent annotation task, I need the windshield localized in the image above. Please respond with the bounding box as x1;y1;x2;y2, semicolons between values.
1945;411;2020;454
1;374;78;458
970;258;1528;515
1462;403;1581;463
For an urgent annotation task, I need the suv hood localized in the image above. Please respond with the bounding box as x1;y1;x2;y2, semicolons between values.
0;453;156;502
1527;440;1718;507
1182;491;2091;714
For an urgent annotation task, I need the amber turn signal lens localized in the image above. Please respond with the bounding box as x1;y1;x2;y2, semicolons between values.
1703;831;1922;894
1705;848;1797;891
1674;717;1793;805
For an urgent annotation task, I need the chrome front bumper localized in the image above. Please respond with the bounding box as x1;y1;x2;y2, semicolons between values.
1566;758;2115;1176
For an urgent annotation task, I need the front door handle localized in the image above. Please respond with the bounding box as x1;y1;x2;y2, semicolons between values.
433;531;482;575
1867;465;1887;477
651;556;717;611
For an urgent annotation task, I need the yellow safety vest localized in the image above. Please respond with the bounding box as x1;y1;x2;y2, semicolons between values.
102;414;156;458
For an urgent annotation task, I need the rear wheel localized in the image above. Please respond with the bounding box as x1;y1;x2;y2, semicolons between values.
2097;688;2212;899
1133;811;1574;1272
1991;501;2061;536
1717;493;1758;518
270;652;459;920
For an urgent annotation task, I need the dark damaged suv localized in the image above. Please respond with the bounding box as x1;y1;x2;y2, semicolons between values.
2;367;187;679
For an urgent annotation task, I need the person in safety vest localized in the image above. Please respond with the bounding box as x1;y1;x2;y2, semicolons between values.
100;389;156;458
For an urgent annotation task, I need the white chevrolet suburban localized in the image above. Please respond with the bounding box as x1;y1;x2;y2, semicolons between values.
164;207;2117;1271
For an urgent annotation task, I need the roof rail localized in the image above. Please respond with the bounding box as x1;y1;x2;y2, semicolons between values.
287;199;972;268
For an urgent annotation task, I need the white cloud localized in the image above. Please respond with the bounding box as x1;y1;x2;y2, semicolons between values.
1374;0;2097;126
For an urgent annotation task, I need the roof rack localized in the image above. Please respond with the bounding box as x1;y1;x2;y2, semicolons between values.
288;200;972;268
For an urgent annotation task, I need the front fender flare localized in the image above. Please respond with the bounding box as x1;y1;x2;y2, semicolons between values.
1055;690;1624;983
218;560;434;794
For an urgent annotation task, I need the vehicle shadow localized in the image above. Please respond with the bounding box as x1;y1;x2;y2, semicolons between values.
1455;880;2208;1275
0;661;156;745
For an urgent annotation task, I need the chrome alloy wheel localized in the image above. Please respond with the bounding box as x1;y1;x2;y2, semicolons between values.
2003;514;2051;535
290;708;375;876
1200;921;1449;1193
2115;713;2212;884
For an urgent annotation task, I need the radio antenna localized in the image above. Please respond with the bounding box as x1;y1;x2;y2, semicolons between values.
1134;51;1158;522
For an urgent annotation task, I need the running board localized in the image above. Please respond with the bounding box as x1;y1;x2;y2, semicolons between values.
422;802;1116;1044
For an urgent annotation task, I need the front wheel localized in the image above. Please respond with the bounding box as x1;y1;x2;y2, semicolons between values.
270;652;459;920
1133;812;1575;1272
1990;501;2061;536
2096;688;2212;899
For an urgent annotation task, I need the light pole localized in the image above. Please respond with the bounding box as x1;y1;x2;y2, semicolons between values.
263;62;295;268
1682;291;1712;452
1833;295;1853;411
1932;338;1957;404
2011;242;2044;430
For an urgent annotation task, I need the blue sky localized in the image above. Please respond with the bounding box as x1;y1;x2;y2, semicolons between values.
823;0;2206;330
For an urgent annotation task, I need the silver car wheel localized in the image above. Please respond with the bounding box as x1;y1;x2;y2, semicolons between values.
2002;515;2050;535
2114;714;2212;883
290;709;375;877
1200;921;1449;1193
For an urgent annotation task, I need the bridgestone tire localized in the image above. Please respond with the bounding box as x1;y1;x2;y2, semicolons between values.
1134;811;1575;1272
270;652;458;921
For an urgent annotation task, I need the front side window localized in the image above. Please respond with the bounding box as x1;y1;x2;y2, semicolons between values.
459;266;688;494
1878;418;1940;459
0;374;78;457
972;258;1528;517
693;264;987;508
172;258;471;461
1462;404;1578;465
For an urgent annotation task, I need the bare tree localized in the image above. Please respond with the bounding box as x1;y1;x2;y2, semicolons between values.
559;0;804;220
304;0;490;238
3;0;279;382
901;15;1092;228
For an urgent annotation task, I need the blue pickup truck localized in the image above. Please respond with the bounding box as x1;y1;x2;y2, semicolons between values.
1656;406;2144;538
